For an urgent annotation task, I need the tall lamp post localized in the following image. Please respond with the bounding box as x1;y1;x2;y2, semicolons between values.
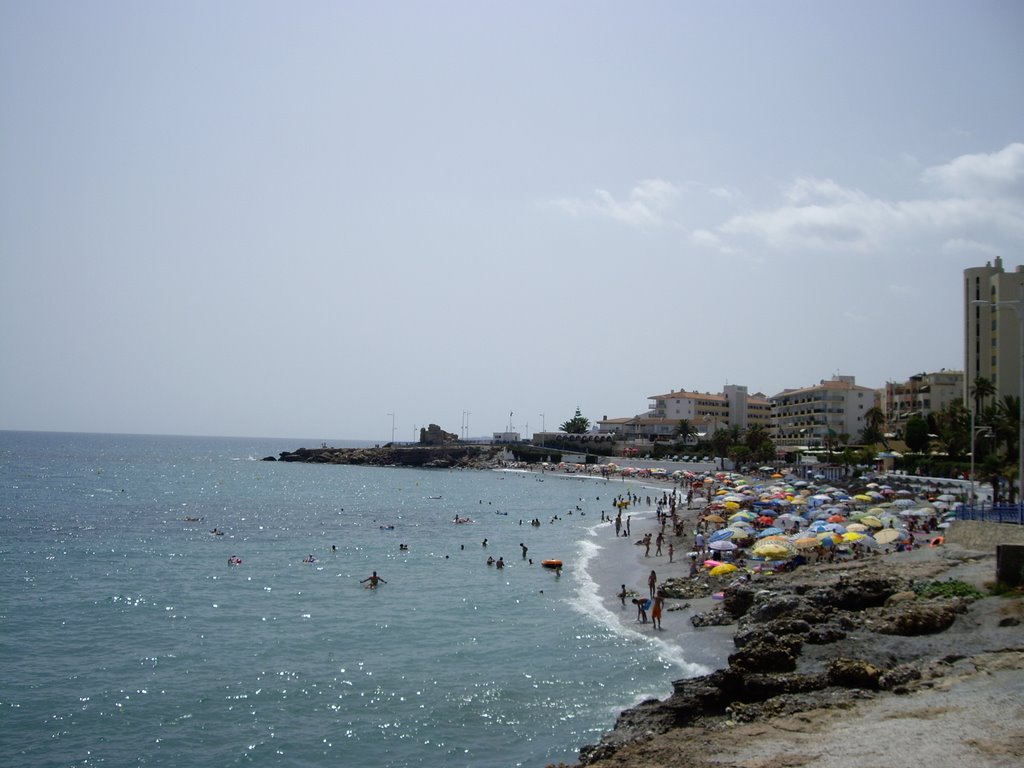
969;411;990;508
387;412;395;445
974;282;1024;510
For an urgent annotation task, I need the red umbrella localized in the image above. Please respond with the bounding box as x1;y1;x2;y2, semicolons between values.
827;514;847;523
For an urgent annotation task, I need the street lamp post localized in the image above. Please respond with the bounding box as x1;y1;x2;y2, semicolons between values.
969;410;990;508
974;282;1024;510
387;412;395;445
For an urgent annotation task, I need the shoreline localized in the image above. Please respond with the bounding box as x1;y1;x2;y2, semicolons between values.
531;466;1023;768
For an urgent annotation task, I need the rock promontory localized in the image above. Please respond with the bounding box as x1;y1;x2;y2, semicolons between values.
269;444;506;469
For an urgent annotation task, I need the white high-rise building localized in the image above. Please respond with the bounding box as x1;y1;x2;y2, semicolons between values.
964;257;1024;404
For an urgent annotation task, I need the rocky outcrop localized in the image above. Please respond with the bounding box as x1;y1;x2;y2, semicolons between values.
577;571;996;766
272;445;504;469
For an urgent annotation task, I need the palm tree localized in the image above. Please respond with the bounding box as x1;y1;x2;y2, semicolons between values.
559;407;591;434
862;406;888;449
675;419;695;445
993;395;1021;504
970;376;996;415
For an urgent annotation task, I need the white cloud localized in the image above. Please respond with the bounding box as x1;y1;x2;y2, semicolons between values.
921;143;1024;196
716;150;1024;254
940;238;1003;256
688;228;737;255
553;179;680;228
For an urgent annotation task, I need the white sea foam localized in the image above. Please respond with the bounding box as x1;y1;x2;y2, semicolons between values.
572;536;710;679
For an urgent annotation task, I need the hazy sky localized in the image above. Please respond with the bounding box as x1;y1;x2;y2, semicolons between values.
2;2;1022;442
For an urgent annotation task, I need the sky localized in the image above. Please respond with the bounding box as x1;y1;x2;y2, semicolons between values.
2;1;1023;443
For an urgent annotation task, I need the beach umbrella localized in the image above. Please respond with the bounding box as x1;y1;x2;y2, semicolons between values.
873;528;902;544
816;532;842;547
845;523;870;533
794;537;820;549
853;494;873;503
842;531;867;542
709;539;738;552
752;539;796;559
892;498;916;507
757;527;785;538
703;514;725;524
936;493;957;502
860;515;883;529
709;563;738;576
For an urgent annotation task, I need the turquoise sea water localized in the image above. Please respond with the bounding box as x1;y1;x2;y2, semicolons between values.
0;432;711;768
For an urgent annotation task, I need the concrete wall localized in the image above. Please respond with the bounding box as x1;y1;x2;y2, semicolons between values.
945;520;1024;552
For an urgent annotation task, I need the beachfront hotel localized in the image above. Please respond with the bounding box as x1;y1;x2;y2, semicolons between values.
883;370;964;433
596;384;772;442
770;375;875;449
964;257;1024;403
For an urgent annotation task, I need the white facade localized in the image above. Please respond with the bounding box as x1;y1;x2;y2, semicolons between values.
772;375;874;448
964;257;1024;404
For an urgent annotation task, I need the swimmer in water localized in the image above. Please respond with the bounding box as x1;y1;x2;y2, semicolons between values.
360;571;386;588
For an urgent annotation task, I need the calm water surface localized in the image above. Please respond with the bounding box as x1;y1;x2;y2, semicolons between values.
0;432;709;767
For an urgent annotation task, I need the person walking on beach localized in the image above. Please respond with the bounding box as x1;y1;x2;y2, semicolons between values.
655;531;664;557
648;569;657;598
668;542;674;563
360;571;387;589
651;593;664;630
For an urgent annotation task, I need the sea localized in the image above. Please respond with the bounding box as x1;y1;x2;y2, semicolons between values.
0;432;717;768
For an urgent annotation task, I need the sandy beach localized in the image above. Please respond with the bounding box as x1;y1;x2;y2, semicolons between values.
539;467;1024;768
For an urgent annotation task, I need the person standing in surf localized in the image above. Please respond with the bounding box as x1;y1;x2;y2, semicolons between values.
361;571;387;589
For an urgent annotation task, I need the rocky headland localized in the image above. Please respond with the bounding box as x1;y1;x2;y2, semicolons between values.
268;444;507;469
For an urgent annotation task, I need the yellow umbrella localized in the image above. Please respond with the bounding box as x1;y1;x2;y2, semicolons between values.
752;539;796;559
704;514;726;523
853;494;873;502
860;515;883;528
724;501;740;511
709;563;738;577
874;528;901;544
842;531;867;542
789;497;807;506
794;537;820;549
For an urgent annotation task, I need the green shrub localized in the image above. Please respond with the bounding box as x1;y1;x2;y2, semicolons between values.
912;579;983;600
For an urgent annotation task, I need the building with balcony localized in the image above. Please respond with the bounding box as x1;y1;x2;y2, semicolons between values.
964;257;1024;405
596;384;772;442
883;370;964;431
771;375;875;449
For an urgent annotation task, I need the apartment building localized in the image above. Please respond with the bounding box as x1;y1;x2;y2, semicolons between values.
771;375;874;448
964;257;1024;403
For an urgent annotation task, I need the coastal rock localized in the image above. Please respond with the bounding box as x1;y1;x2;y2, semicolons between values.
802;575;904;611
878;663;922;691
735;671;827;703
690;609;733;627
746;594;826;625
805;624;848;644
660;577;712;600
876;600;965;636
727;634;803;674
733;619;811;649
826;657;883;690
276;445;504;469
